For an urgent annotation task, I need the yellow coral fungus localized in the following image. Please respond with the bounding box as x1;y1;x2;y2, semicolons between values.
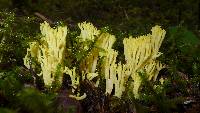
24;21;68;86
97;33;116;57
63;67;79;92
64;67;87;100
24;42;39;69
80;33;116;74
69;93;87;100
123;25;166;98
104;49;118;94
78;22;100;42
114;63;127;98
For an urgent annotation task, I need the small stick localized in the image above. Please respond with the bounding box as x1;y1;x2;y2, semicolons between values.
34;12;54;24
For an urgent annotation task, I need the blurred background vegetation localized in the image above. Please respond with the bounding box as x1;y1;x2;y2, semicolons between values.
0;0;199;32
0;0;200;113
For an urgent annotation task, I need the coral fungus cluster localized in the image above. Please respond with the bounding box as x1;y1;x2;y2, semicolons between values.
24;21;166;99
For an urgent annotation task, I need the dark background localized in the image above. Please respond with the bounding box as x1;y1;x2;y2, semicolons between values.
1;0;199;33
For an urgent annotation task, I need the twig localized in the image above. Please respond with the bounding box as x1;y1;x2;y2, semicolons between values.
119;5;129;21
34;12;54;24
